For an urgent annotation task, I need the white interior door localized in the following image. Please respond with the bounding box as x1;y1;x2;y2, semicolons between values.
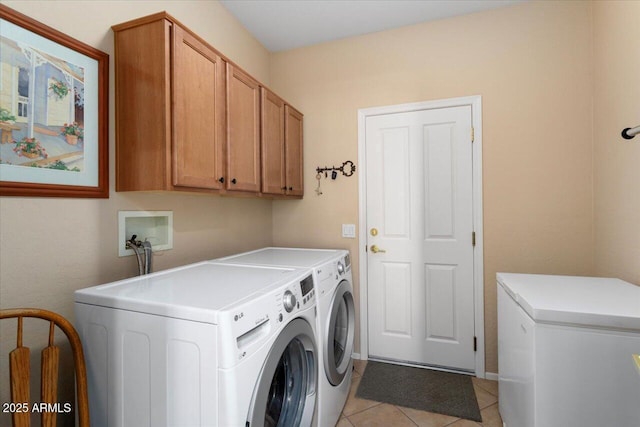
365;105;475;371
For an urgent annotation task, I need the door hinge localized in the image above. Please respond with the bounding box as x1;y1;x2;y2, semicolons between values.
472;231;476;247
471;127;475;143
474;336;477;352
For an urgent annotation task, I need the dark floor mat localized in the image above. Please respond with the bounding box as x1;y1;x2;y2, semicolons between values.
355;361;482;422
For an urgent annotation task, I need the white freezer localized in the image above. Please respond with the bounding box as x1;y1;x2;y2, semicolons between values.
497;273;640;427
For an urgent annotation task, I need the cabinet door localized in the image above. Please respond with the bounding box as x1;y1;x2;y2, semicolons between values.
226;64;260;192
284;105;303;197
261;88;285;195
172;25;225;189
114;19;172;191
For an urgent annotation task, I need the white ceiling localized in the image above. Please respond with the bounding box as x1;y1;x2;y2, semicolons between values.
220;0;523;52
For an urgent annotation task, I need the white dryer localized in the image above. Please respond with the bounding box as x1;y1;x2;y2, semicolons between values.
214;248;355;427
74;261;318;427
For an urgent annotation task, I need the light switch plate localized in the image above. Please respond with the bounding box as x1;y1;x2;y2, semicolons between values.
342;224;356;238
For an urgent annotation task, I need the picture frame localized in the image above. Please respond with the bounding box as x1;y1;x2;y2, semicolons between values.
0;4;108;198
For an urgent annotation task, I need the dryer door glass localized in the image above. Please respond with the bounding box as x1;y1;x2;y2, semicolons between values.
266;339;307;426
334;298;348;364
325;280;355;385
248;318;317;427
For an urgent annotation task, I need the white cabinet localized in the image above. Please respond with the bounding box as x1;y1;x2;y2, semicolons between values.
498;273;640;427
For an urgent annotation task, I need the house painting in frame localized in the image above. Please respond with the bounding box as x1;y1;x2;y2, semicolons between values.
0;34;85;172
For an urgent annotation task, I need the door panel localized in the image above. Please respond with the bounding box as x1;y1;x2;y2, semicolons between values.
381;127;411;237
425;263;456;340
366;105;475;371
382;262;411;336
424;123;456;238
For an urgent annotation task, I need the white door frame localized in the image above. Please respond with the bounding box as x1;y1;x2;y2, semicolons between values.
357;95;485;377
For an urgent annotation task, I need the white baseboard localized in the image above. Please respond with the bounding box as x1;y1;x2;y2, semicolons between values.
484;371;499;381
352;352;362;360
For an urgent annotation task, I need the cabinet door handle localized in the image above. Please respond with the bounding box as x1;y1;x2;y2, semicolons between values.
281;186;287;191
231;178;237;184
288;187;293;191
218;177;225;183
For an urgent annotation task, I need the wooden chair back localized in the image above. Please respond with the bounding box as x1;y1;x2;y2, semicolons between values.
1;308;90;427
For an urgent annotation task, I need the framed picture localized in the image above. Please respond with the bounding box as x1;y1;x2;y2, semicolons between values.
0;4;108;198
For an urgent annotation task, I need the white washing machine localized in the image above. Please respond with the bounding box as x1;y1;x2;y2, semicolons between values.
74;261;318;427
214;248;355;427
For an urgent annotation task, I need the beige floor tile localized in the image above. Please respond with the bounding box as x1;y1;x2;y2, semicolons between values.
340;362;501;427
336;416;355;427
473;384;498;410
341;375;380;416
478;403;502;427
353;358;368;376
471;377;498;397
347;403;417;427
396;405;460;427
352;366;361;379
446;419;481;427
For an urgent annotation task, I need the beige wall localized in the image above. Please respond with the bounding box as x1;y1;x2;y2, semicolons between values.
0;0;274;305
2;0;637;401
270;0;595;374
593;1;640;285
0;1;272;421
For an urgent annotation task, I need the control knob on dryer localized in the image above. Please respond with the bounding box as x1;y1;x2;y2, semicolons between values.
283;290;296;313
337;261;345;275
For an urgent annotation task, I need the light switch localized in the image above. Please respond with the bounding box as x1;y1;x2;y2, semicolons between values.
342;224;356;238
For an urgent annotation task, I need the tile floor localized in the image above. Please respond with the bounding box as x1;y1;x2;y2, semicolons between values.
338;360;503;427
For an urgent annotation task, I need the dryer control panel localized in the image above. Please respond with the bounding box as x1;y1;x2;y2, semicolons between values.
276;274;316;322
299;274;315;306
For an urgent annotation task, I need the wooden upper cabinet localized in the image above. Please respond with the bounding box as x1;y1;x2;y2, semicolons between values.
113;12;302;197
113;13;225;192
261;88;304;197
285;105;304;197
261;88;286;195
172;25;225;190
226;64;260;193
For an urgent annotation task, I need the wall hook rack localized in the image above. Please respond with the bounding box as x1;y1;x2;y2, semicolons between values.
314;160;356;196
621;125;640;140
316;160;356;179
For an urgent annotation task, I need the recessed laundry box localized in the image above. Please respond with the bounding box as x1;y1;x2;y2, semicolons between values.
497;273;640;427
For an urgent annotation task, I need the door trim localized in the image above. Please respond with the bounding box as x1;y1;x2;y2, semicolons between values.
357;95;485;377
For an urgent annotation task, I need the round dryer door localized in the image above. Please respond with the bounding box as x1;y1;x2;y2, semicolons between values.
325;280;355;385
248;318;317;427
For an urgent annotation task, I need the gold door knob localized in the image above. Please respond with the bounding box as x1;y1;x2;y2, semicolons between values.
370;228;378;236
370;245;386;253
